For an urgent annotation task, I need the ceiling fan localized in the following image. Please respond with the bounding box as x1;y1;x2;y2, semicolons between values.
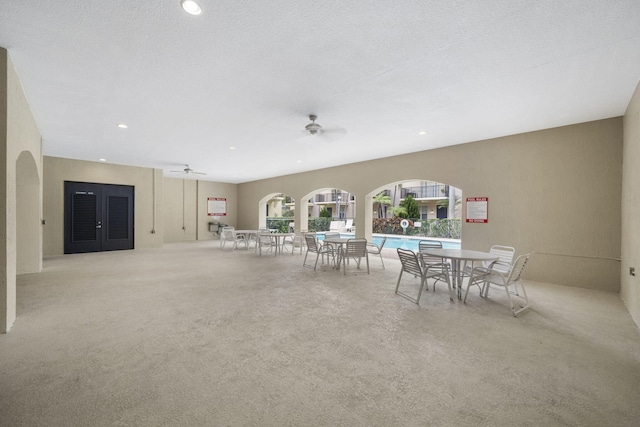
170;164;206;175
302;114;346;142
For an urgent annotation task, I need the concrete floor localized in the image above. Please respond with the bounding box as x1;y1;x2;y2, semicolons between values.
1;240;639;426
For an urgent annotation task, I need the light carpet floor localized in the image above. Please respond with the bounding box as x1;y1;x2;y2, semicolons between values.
1;241;639;426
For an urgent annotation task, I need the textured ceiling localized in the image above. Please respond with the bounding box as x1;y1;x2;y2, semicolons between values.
1;0;640;183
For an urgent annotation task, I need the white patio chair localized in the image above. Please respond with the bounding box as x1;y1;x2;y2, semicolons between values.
418;240;444;268
342;238;369;275
395;248;452;304
220;227;246;250
340;219;354;233
283;231;306;255
366;237;387;269
303;234;334;269
418;240;450;293
257;232;275;256
465;245;515;296
464;253;531;316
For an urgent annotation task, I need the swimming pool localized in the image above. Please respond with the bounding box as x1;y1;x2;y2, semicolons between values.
371;235;460;251
317;234;460;251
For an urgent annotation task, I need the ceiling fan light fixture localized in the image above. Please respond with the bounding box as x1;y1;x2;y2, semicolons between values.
181;0;202;15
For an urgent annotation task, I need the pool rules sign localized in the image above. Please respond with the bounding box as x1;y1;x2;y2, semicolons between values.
207;197;227;217
466;197;488;223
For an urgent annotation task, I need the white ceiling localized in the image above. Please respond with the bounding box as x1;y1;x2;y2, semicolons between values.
1;0;640;183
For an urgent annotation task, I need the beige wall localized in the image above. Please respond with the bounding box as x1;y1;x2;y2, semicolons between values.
163;178;197;242
196;180;238;240
43;157;164;255
42;160;240;252
238;118;622;292
622;80;640;327
162;178;237;242
1;49;43;332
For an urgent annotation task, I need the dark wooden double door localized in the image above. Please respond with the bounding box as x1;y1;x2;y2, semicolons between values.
64;182;134;254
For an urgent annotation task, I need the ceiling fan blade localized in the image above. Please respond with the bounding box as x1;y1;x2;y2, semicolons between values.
192;171;206;175
316;133;337;143
319;128;347;142
323;127;347;135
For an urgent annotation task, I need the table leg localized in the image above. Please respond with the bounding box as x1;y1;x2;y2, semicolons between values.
454;259;463;300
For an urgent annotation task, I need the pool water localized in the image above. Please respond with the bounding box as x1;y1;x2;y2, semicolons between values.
371;236;460;251
317;234;460;251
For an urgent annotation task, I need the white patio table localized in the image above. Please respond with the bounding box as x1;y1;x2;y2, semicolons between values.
323;237;351;269
419;248;498;300
269;232;295;256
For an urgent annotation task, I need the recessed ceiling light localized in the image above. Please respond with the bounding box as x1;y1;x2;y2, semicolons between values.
181;0;202;15
297;160;302;163
117;123;128;129
229;146;236;150
99;158;107;162
418;131;426;135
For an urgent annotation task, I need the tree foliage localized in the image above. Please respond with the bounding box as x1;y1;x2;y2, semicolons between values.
373;192;392;218
319;207;332;218
398;195;420;219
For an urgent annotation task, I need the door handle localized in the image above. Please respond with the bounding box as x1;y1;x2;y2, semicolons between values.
96;221;102;229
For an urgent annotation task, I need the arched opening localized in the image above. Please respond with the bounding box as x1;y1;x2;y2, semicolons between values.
259;192;296;232
303;188;356;233
367;179;462;250
16;151;41;274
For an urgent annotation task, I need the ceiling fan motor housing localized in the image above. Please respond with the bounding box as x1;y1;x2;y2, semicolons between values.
305;114;322;134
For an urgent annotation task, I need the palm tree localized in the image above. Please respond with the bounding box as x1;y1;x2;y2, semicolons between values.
388;206;407;218
373;192;392;218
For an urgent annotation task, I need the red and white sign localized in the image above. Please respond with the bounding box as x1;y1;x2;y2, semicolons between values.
466;197;488;223
207;197;227;216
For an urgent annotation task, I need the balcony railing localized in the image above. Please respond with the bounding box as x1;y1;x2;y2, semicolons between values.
310;192;353;203
401;185;448;199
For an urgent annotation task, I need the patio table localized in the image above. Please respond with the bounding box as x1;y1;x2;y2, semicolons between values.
419;249;498;299
324;237;351;269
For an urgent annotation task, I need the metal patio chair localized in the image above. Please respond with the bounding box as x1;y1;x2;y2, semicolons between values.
366;236;387;269
342;238;369;275
395;248;452;304
464;253;531;316
303;234;335;269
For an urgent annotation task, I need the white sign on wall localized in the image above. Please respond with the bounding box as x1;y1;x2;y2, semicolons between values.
466;197;488;223
207;197;227;217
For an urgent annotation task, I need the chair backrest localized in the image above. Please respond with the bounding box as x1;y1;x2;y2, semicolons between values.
489;245;516;274
341;219;353;231
506;253;530;284
220;228;234;240
377;236;387;249
419;240;443;264
345;238;367;257
258;232;273;244
397;248;423;277
419;240;442;251
305;234;320;253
